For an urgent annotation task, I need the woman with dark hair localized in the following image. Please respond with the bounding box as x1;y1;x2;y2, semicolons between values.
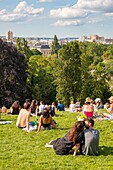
45;121;85;156
10;100;21;115
37;108;56;132
30;99;38;117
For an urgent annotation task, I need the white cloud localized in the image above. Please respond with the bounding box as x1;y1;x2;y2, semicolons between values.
105;12;113;17
0;13;27;22
0;9;6;15
13;1;44;15
53;20;83;26
75;0;113;12
50;0;113;27
0;1;44;22
50;7;88;18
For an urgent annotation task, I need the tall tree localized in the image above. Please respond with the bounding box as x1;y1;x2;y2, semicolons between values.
28;55;56;104
16;38;32;61
51;35;60;57
80;42;111;102
0;39;29;107
53;41;81;106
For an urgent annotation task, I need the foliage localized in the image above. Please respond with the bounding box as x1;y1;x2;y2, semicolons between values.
0;39;29;107
28;55;56;104
16;38;32;61
53;41;82;106
0;111;113;170
31;48;42;56
51;35;60;57
79;42;111;102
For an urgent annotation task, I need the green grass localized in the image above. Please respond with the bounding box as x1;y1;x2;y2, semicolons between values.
0;111;113;170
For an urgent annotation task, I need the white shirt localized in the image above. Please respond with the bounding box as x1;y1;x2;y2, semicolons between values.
39;104;45;113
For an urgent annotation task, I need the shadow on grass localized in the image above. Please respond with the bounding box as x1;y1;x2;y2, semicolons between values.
99;146;113;156
55;114;64;117
56;127;70;130
0;119;12;121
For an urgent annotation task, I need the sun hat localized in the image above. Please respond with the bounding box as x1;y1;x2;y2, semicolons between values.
109;96;113;103
85;97;91;103
95;98;101;103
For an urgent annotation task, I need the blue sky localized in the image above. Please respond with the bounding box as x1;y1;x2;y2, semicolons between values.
0;0;113;38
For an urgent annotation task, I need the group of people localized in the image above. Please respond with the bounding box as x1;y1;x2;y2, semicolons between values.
16;100;57;133
15;98;100;156
1;96;113;157
69;96;113;120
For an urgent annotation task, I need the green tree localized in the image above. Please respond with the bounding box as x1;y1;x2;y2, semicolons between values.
28;56;56;104
31;48;42;56
0;39;29;107
79;42;110;102
51;35;60;57
16;38;32;61
53;41;81;106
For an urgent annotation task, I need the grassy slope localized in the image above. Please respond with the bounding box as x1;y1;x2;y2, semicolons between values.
0;111;113;170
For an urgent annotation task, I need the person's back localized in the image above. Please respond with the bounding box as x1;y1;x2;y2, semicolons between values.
82;128;99;156
39;101;45;114
10;101;21;115
16;108;30;128
69;101;76;112
57;101;65;111
83;97;94;118
16;102;31;132
37;109;56;132
81;118;99;156
83;103;94;112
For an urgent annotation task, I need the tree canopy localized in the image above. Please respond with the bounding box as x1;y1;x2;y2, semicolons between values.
1;37;113;107
0;39;29;107
51;35;60;57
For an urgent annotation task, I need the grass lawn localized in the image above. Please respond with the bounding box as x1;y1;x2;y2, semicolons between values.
0;111;113;170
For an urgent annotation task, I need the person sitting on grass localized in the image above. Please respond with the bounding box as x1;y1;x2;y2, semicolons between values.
75;99;82;112
9;100;21;115
1;105;7;113
45;121;85;156
16;102;31;133
83;97;94;118
57;101;65;111
38;101;45;116
30;99;38;117
37;108;56;132
102;96;113;120
69;100;76;112
80;118;100;156
51;102;56;116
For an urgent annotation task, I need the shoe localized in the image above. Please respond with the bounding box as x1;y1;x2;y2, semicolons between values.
45;143;53;148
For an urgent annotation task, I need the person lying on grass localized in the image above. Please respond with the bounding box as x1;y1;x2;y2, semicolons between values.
37;108;56;132
45;121;85;156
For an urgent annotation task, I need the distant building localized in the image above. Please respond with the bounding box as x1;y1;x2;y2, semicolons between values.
90;35;104;43
40;45;51;56
6;31;13;42
104;37;113;44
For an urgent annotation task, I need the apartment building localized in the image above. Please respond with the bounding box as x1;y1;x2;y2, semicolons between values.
6;31;13;42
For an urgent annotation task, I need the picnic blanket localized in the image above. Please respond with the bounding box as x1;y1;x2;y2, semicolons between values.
0;121;12;125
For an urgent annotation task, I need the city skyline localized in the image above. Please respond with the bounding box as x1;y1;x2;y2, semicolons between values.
0;0;113;38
